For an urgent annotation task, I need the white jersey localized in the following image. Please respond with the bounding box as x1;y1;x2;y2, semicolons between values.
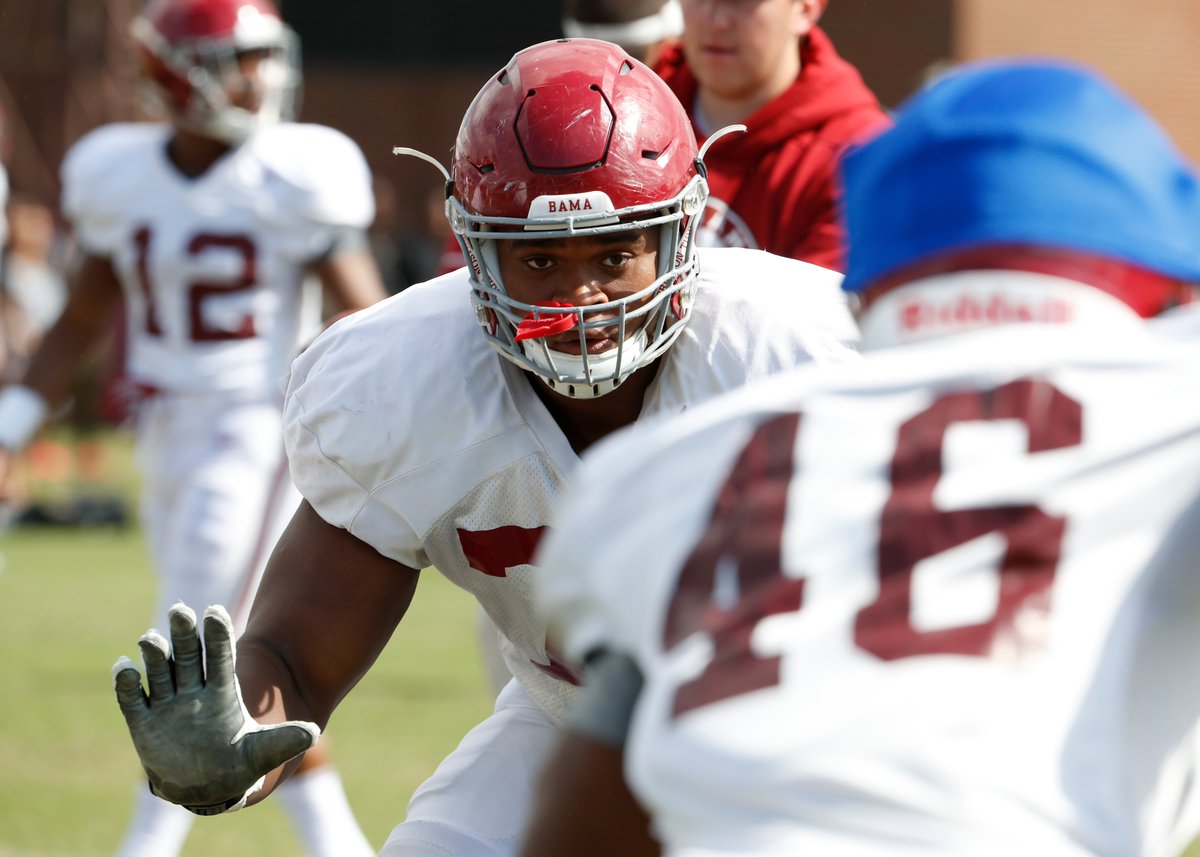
284;247;857;722
61;121;374;398
537;287;1200;856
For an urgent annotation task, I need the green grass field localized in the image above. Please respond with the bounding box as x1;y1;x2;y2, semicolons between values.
0;520;493;856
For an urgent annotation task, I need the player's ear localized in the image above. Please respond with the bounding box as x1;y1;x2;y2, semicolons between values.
796;0;828;33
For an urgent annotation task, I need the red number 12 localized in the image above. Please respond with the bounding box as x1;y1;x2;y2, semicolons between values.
132;226;259;341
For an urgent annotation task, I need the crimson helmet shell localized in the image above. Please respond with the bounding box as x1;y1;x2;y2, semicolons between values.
452;38;699;221
143;0;282;42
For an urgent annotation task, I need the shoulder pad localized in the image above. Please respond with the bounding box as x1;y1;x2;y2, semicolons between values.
60;123;169;253
62;123;166;197
247;123;375;229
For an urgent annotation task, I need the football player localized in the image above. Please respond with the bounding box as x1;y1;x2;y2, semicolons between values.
526;58;1200;856
0;1;385;855
459;0;695;705
107;38;859;857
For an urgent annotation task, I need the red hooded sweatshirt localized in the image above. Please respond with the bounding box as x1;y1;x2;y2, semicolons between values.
655;27;890;272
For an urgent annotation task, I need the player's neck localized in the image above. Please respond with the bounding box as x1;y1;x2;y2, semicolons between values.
530;363;660;456
166;129;236;179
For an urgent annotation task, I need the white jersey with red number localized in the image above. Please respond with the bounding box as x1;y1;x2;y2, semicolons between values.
284;247;857;723
61;121;373;398
537;281;1200;857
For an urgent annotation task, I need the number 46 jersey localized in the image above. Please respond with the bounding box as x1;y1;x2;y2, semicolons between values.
537;316;1200;857
61;122;374;399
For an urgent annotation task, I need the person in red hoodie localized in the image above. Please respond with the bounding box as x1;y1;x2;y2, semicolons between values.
656;0;889;270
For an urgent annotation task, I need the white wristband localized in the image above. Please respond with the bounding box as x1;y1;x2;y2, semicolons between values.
0;385;48;451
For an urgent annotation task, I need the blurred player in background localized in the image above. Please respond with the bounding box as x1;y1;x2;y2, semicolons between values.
655;0;888;269
107;37;858;857
526;58;1200;857
0;0;386;855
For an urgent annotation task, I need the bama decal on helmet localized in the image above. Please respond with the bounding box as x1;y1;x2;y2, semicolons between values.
526;192;619;227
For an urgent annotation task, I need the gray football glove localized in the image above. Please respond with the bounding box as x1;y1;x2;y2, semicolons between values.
112;602;320;816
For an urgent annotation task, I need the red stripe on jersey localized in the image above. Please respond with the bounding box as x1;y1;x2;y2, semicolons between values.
861;245;1196;319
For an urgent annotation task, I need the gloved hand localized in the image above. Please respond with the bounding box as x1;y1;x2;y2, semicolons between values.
112;602;320;816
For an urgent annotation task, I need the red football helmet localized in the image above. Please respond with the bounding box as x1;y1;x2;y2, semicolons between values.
130;0;300;144
448;38;708;399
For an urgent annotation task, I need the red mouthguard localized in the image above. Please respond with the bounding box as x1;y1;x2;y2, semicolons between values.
514;302;578;341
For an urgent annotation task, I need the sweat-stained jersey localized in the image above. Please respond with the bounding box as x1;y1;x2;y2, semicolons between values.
61;121;374;399
284;247;858;723
537;287;1200;857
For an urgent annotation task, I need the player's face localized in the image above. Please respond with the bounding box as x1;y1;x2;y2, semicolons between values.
680;0;808;103
223;48;276;114
495;227;660;355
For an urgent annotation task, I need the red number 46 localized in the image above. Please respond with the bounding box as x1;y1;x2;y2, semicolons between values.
663;378;1083;718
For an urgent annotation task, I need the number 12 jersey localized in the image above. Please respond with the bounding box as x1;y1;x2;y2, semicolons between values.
61;121;374;399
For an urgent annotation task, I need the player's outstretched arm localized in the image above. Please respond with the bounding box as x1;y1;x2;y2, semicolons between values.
112;603;319;816
0;255;123;489
228;500;422;793
20;254;123;412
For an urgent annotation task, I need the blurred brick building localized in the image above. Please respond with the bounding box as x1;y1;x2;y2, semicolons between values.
0;0;1196;234
823;0;1200;162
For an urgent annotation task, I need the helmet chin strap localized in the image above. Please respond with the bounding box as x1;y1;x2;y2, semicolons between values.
520;328;649;400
